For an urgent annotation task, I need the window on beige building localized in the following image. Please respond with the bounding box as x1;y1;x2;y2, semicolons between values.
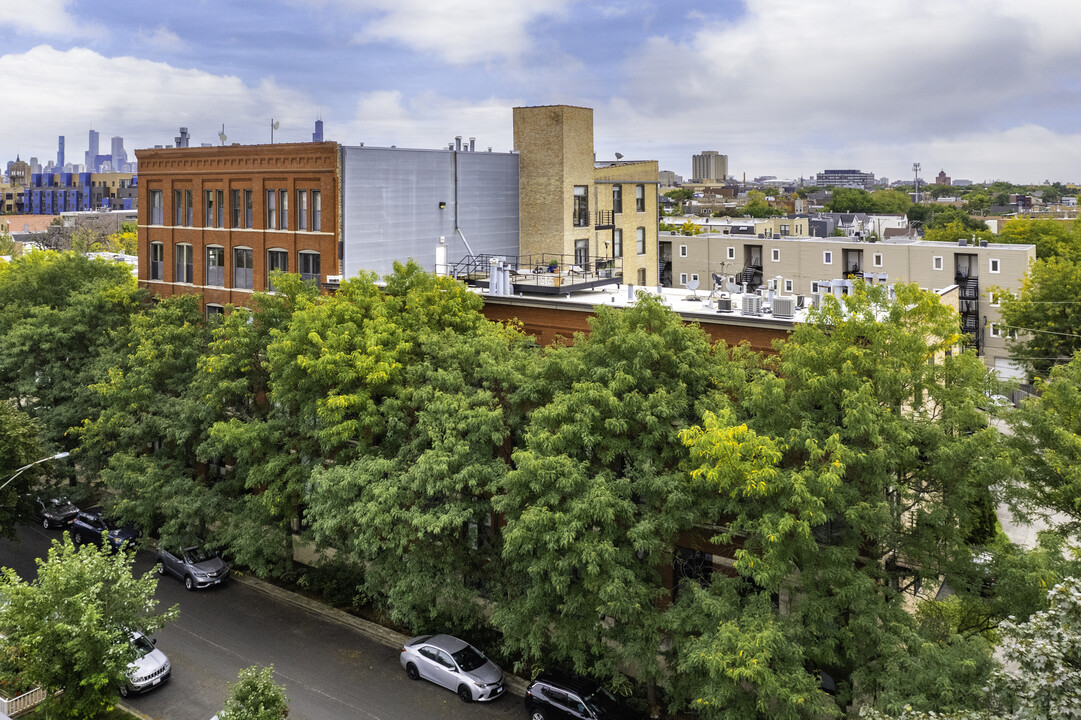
873;253;883;267
679;244;687;257
933;256;943;271
727;246;735;260
612;185;622;214
636;227;645;255
771;248;780;262
573;186;589;227
823;251;833;265
635;184;645;212
612;229;623;257
989;258;1000;273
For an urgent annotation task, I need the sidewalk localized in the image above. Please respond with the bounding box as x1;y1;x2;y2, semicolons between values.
229;571;530;697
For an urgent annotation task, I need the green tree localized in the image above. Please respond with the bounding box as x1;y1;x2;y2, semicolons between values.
307;263;531;631
679;220;704;236
995;218;1081;262
672;282;1011;718
998;258;1081;378
76;294;216;543
926;207;987;232
0;252;142;460
665;188;694;203
218;665;289;720
923;221;995;245
825;188;876;213
961;193;991;216
1003;353;1081;536
494;293;733;696
907;204;935;230
0;537;178;718
107;221;138;255
870;189;912;214
0;400;41;540
0;226;20;258
69;226;108;253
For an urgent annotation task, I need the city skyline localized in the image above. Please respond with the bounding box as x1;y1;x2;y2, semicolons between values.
1;0;1079;184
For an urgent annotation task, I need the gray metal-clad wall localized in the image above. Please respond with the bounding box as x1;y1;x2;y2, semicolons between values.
340;146;519;278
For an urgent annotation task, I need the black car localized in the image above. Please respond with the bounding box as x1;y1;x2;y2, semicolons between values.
30;494;79;529
524;671;639;720
70;510;139;551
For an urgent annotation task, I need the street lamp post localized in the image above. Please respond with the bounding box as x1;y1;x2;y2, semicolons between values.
0;452;70;495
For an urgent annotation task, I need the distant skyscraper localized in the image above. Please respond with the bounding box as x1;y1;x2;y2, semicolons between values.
111;136;127;171
86;129;100;170
57;136;65;169
313;119;324;142
692;151;728;182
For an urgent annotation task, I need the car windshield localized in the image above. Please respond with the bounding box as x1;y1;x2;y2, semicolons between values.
131;635;155;658
48;497;72;507
451;645;487;672
584;686;621;716
183;547;216;564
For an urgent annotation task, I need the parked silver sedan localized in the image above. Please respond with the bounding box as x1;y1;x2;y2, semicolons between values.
156;544;231;591
400;634;505;702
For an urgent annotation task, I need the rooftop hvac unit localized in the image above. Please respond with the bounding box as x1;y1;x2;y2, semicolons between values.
811;292;821;308
772;296;797;318
742;294;763;316
717;297;733;312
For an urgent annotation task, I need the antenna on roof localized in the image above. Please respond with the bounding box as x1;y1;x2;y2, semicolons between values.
218;124;227;146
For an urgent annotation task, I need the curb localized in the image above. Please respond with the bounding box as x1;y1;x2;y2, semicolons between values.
230;572;530;698
118;700;157;720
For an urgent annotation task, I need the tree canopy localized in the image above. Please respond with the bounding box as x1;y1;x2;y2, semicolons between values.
0;537;177;718
218;665;289;720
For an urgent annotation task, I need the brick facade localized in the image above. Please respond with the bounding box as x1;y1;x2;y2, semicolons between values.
136;142;339;310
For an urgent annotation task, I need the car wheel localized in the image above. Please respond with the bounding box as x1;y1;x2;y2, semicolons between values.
42;518;51;529
73;532;83;545
119;684;129;698
156;561;166;576
184;575;195;591
457;684;473;703
530;710;548;720
405;662;420;681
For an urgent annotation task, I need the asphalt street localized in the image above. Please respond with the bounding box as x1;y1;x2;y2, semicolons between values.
0;522;522;720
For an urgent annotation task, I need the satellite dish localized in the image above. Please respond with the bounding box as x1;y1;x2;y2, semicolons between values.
218;124;227;145
615;152;623;160
272;120;280;130
683;277;701;301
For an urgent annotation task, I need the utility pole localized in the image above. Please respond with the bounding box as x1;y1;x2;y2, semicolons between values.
913;162;921;204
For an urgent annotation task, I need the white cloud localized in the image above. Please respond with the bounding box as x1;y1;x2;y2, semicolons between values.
335;0;571;64
340;91;517;150
610;0;1081;181
0;0;92;37
136;26;186;53
0;45;318;160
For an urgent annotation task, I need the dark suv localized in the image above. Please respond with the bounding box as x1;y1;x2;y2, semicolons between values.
524;671;639;720
70;510;139;552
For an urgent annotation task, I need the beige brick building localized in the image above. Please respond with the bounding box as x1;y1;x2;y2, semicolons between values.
513;105;659;286
669;233;1035;375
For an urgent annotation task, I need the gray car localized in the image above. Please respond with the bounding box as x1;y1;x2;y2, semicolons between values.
400;634;505;702
156;545;231;591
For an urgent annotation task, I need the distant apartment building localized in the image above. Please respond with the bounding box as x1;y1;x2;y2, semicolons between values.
668;233;1034;376
19;171;137;214
658;170;682;188
691;151;728;182
816;169;875;190
514;105;660;287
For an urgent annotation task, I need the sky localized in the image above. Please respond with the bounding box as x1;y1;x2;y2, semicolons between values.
2;0;1080;185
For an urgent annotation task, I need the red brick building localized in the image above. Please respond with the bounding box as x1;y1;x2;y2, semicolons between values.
136;142;339;313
